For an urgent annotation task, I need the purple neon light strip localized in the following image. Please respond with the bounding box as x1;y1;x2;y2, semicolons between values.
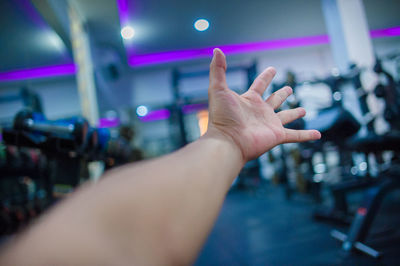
0;64;77;82
98;118;121;128
127;26;400;67
116;0;130;26
139;109;171;122
129;35;330;66
370;26;400;38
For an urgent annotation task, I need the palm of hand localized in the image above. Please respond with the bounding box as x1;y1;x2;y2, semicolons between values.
207;49;320;162
210;89;284;160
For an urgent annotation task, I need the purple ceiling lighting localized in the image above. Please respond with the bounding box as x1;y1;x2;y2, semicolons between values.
0;64;77;82
139;109;171;122
129;35;330;67
98;117;121;128
116;0;130;27
370;26;400;38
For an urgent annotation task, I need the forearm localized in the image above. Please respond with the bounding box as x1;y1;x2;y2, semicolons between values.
95;132;243;264
1;132;244;265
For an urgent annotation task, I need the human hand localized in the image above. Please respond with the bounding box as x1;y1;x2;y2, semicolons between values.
206;48;321;163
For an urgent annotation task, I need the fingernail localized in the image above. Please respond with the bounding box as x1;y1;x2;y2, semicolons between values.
213;48;223;56
315;130;322;139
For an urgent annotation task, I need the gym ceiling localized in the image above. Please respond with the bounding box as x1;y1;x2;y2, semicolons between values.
0;0;399;72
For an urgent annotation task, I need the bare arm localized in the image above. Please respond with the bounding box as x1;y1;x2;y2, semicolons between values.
0;49;320;265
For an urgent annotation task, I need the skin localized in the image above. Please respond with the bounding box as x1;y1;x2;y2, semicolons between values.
0;49;320;265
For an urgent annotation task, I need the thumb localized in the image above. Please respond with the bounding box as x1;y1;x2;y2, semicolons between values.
209;48;227;90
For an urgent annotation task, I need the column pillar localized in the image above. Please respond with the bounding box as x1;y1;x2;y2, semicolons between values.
68;3;99;126
322;0;375;72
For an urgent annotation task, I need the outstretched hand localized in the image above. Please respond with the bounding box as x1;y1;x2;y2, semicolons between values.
206;48;321;163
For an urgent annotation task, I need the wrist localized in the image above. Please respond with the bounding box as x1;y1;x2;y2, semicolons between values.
202;126;246;168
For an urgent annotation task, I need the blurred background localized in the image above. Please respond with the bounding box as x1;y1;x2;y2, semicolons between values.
0;0;400;264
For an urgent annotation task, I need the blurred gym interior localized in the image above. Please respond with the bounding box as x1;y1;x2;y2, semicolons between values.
1;0;400;264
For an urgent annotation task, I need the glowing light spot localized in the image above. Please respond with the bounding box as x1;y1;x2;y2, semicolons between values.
136;105;148;117
121;26;135;39
194;19;209;32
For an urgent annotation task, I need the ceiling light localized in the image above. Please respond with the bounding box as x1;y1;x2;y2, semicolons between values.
136;105;148;117
194;19;209;32
121;26;135;39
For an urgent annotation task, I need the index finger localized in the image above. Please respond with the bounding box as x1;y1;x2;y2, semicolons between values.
248;67;276;95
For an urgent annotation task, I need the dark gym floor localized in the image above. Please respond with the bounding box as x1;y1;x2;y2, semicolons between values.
195;184;400;266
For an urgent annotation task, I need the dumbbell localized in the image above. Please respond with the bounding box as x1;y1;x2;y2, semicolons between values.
13;109;89;146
